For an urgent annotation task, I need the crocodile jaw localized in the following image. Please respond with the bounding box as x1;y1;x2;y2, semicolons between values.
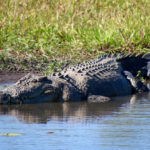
0;88;59;104
0;74;62;104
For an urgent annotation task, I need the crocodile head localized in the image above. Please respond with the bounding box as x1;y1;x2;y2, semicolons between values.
0;74;62;104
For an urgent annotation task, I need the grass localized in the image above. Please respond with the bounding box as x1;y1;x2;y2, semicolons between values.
0;0;150;71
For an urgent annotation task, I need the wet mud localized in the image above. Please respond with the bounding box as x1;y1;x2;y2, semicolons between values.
0;72;40;83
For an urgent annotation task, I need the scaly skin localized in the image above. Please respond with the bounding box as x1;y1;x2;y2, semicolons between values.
0;53;150;104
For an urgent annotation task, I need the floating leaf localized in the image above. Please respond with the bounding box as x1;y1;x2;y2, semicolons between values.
0;133;23;136
47;132;54;134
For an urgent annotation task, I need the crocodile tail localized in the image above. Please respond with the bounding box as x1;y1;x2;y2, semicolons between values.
117;53;150;79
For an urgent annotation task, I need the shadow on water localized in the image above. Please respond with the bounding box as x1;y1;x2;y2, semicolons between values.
0;93;150;124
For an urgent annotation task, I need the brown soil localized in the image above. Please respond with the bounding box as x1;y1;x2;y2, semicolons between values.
0;57;69;84
0;71;40;83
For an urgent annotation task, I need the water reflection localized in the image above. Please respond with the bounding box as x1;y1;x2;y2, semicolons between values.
98;93;150;150
0;92;150;150
0;93;149;124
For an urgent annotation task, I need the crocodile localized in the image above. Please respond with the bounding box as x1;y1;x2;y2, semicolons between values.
0;53;150;104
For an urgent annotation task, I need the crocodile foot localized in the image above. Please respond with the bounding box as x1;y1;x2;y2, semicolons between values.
87;95;111;103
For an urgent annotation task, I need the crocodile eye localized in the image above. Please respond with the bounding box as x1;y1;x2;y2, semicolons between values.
44;89;54;94
31;79;38;82
8;96;11;102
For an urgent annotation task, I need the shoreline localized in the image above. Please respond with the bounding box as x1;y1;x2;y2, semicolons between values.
0;52;149;84
0;71;41;84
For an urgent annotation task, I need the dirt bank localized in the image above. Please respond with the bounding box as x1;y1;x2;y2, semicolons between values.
0;57;70;84
0;71;40;83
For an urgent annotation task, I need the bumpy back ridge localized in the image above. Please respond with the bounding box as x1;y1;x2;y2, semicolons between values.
50;53;150;79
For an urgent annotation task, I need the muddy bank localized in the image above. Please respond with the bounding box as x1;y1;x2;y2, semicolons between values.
0;57;71;84
0;72;40;83
0;57;70;83
0;57;70;72
0;57;49;72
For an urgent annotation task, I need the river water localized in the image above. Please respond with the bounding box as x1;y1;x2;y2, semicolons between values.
0;84;150;150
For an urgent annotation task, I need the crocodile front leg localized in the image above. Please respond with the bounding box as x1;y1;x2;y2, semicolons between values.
87;95;111;103
123;71;149;92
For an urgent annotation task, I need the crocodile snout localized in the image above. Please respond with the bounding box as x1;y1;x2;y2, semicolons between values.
0;92;11;104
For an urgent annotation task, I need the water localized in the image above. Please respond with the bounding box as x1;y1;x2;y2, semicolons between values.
0;85;150;150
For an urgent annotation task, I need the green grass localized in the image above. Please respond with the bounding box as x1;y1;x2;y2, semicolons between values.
0;0;150;65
